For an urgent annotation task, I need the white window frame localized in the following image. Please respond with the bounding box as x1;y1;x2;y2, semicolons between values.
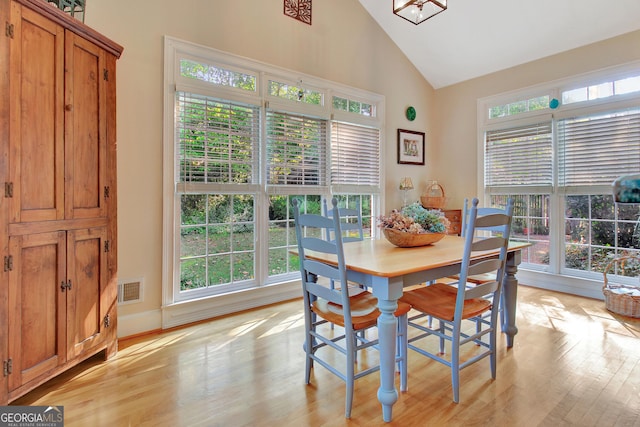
162;36;384;327
478;61;640;299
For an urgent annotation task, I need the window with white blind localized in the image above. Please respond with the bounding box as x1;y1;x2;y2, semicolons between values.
480;64;640;289
175;92;260;299
558;108;640;276
485;122;552;189
266;110;327;186
558;108;640;187
330;122;381;238
484;122;553;267
164;37;383;305
176;93;259;186
331;122;380;189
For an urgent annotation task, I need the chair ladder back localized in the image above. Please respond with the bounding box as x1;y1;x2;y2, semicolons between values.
305;279;343;305
461;198;512;238
303;258;341;283
467;258;504;277
465;279;500;300
300;235;338;255
457;198;514;302
470;236;507;252
294;198;351;310
323;198;364;243
475;213;510;230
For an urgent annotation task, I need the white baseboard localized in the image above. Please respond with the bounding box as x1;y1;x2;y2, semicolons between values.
517;269;605;300
117;309;162;338
161;280;302;329
117;281;302;338
117;270;605;339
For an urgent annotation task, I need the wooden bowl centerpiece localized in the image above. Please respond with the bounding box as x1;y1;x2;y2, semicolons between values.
382;228;445;247
378;203;450;248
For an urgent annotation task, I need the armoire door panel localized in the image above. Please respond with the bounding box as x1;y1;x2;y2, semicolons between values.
65;32;107;220
66;227;107;358
7;231;66;391
9;4;65;223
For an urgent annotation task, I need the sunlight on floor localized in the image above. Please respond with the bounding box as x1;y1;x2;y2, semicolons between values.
228;316;270;337
517;288;640;339
259;312;305;338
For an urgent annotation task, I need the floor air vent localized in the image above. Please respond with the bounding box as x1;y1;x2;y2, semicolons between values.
118;279;143;305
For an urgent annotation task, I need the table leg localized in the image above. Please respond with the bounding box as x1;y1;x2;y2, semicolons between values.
502;250;521;347
376;298;398;422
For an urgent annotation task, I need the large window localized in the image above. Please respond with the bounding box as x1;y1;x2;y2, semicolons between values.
481;64;640;289
164;38;383;304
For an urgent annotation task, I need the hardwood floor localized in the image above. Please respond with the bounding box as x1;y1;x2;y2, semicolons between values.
13;285;640;426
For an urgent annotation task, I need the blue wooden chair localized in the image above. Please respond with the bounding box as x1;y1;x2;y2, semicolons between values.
293;198;410;418
459;198;514;331
322;198;366;300
400;197;513;403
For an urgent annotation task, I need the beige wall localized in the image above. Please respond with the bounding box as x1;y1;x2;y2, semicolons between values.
433;30;640;208
85;0;640;334
85;0;434;329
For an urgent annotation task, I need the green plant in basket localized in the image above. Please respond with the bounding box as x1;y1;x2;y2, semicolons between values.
378;202;449;234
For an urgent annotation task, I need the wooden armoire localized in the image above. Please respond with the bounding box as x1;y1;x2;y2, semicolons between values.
0;0;122;404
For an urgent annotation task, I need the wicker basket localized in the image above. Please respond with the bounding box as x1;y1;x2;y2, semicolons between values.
602;254;640;318
420;182;446;210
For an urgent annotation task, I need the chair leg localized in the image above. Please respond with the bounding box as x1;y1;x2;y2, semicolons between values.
490;312;498;379
499;292;506;332
304;327;314;384
451;363;460;403
451;323;461;404
397;313;408;392
345;331;356;418
426;282;434;328
438;320;446;354
330;279;335;330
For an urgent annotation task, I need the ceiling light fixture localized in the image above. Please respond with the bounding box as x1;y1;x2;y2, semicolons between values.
393;0;447;25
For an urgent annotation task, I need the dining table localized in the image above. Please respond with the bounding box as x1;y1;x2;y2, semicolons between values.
298;234;531;422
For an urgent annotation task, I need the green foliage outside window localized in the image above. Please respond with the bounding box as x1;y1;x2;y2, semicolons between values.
180;194;255;290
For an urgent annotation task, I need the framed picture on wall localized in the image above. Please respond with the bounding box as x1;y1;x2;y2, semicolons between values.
397;129;425;165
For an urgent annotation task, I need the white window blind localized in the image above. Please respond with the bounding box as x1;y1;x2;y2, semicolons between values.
330;122;380;187
558;108;640;187
485;122;553;188
266;110;327;186
176;92;259;184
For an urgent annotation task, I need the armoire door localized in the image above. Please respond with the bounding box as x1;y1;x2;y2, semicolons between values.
7;231;67;392
66;227;109;359
64;32;108;220
8;3;65;223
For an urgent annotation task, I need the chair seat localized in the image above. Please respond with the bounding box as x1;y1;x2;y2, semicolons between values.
313;291;412;330
400;282;492;322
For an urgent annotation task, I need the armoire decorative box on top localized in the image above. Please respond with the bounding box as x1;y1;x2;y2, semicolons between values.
0;0;123;404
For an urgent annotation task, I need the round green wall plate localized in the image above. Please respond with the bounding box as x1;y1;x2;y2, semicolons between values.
406;106;416;121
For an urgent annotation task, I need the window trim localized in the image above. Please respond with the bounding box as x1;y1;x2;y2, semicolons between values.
478;60;640;293
163;36;385;314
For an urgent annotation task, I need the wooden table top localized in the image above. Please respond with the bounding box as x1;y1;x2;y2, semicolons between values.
295;235;531;278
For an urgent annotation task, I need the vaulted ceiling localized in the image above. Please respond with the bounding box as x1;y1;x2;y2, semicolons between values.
359;0;640;89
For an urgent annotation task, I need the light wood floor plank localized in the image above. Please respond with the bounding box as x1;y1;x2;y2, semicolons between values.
11;285;640;426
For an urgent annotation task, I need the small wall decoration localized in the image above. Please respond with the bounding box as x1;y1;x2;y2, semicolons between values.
397;129;425;165
284;0;312;25
405;106;416;121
